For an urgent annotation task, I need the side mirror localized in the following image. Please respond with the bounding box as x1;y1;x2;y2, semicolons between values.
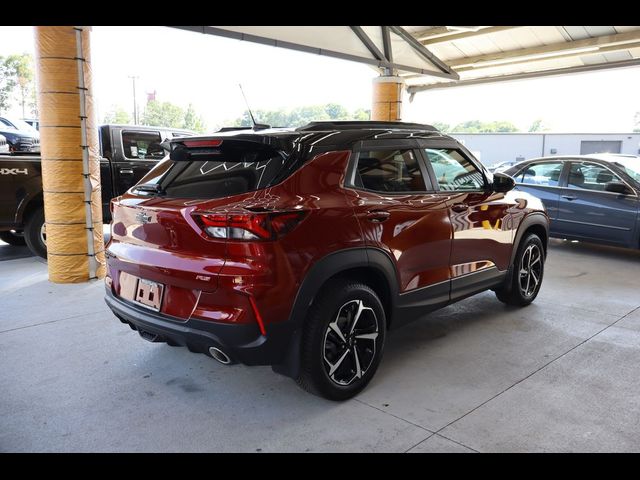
492;172;516;193
604;181;633;195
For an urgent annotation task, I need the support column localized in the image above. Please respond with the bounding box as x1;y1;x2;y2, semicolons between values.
34;26;104;283
371;75;404;121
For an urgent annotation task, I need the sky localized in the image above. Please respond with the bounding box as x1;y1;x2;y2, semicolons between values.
1;25;639;132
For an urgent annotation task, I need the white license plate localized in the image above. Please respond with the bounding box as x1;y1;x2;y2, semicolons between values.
134;278;164;311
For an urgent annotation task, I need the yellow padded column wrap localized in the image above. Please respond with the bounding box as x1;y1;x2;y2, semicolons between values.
34;26;104;283
371;76;404;121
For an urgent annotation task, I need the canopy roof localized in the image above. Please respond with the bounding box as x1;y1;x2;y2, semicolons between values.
170;26;640;95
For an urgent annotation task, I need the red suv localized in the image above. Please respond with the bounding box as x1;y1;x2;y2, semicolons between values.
105;121;549;400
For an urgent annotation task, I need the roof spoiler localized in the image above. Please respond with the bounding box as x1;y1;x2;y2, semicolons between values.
168;135;288;162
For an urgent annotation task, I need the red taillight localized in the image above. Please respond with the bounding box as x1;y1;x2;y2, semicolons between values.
192;211;307;241
183;139;223;148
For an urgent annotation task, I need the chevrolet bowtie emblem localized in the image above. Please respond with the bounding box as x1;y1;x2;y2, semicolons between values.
136;211;152;224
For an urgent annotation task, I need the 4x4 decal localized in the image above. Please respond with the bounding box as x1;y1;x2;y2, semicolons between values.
0;168;28;175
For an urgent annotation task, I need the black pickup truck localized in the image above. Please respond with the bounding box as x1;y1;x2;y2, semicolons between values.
0;124;194;258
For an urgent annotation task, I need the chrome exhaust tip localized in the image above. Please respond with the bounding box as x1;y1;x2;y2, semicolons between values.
209;347;231;365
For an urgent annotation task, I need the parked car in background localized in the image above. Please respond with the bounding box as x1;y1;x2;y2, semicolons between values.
22;118;40;131
489;160;519;173
504;154;640;249
0;124;195;256
104;121;549;400
0;134;9;154
0;116;40;153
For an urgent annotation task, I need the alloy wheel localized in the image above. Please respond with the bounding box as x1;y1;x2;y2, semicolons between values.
322;299;379;386
519;244;542;297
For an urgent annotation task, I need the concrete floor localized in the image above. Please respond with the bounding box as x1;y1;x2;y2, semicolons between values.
1;238;639;452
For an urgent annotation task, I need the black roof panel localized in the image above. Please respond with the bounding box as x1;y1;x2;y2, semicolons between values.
297;121;438;132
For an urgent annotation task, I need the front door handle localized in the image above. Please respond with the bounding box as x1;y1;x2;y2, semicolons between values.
561;195;577;201
366;210;390;222
451;203;469;213
119;168;134;175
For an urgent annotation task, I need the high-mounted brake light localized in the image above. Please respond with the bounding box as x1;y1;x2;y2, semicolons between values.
183;139;223;148
192;211;307;241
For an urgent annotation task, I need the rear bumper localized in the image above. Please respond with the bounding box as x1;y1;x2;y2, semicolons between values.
104;289;296;366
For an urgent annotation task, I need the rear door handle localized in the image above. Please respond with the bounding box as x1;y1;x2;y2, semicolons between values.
119;168;134;175
366;210;390;222
561;195;577;201
451;203;469;213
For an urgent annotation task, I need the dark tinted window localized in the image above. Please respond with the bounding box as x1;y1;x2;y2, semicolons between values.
161;149;287;199
568;162;623;191
355;149;426;193
122;130;165;159
515;162;563;186
424;148;485;191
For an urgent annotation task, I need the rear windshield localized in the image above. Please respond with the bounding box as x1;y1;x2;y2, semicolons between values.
160;148;288;199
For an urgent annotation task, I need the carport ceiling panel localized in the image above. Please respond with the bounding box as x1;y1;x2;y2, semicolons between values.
211;26;374;58
167;26;640;93
174;26;457;78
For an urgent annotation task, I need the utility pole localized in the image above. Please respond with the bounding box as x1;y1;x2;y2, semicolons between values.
128;75;139;124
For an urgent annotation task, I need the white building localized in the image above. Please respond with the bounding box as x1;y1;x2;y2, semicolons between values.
451;133;640;167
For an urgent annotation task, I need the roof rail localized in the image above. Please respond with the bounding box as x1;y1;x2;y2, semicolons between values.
296;121;438;132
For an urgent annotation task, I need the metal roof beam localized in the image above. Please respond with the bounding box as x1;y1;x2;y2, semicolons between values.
350;26;388;64
407;58;640;94
382;26;393;63
451;30;640;70
389;26;459;79
418;26;520;45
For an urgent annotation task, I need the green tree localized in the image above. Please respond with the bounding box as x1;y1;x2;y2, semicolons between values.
353;108;370;121
487;121;519;132
528;119;549;132
432;122;451;132
0;56;17;115
141;100;185;128
4;54;34;119
324;103;349;120
183;103;206;133
452;120;519;133
103;105;132;124
232;104;371;128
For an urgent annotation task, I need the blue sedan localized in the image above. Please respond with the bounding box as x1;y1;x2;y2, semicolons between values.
504;154;640;249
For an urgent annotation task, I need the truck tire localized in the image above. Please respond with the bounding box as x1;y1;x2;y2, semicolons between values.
0;230;27;246
24;207;47;259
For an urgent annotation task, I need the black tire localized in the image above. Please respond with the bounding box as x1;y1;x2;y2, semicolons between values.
495;233;545;306
296;279;386;401
0;230;26;246
24;207;47;259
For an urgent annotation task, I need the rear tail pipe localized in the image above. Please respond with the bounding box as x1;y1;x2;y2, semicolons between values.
209;347;232;365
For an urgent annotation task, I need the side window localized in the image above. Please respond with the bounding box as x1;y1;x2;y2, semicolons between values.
423;148;485;191
122;131;165;160
515;162;563;186
568;162;623;191
355;149;427;193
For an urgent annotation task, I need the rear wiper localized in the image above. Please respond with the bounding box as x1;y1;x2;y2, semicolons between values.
135;183;165;195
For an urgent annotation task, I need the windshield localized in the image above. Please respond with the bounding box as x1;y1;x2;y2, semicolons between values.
612;158;640;182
